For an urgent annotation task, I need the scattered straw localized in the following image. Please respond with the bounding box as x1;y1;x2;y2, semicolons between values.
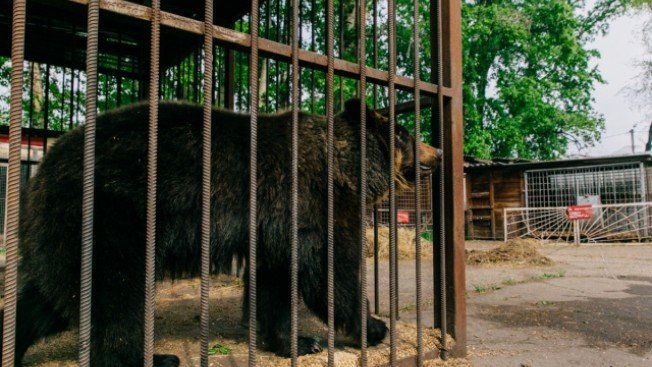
22;276;454;367
466;239;553;267
365;226;433;260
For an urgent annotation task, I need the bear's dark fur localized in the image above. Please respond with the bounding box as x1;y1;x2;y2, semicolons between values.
3;99;439;366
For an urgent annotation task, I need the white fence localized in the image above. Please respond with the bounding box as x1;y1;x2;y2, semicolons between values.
503;202;652;244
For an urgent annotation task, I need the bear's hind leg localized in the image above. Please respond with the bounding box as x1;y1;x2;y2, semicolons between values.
89;304;180;367
255;268;322;357
1;281;70;366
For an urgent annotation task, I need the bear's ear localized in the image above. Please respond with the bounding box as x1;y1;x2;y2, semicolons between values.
343;98;382;130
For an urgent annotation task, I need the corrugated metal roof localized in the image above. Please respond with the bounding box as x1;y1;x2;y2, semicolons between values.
464;153;652;171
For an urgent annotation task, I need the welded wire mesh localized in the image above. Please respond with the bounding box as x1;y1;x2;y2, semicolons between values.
525;164;646;208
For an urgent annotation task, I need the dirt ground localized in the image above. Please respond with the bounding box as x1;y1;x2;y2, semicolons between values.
4;240;652;366
464;240;652;367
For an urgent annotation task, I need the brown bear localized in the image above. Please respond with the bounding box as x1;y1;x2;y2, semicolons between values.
3;98;439;366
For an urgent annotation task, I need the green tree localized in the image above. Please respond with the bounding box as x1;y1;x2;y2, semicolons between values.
626;0;652;149
463;0;626;159
630;0;651;114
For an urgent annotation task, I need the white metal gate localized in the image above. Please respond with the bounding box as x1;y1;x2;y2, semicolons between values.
504;202;652;243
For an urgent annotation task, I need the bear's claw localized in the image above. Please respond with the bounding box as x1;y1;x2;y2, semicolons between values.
298;336;324;355
154;354;180;367
367;317;388;346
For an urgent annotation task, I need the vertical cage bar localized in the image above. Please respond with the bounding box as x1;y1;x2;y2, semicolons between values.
70;69;76;129
412;0;423;363
388;0;398;363
290;0;300;363
199;0;214;366
248;0;261;365
326;0;336;363
143;1;161;366
43;64;50;155
372;0;378;109
2;0;26;365
27;64;34;178
357;0;368;364
373;204;380;314
338;0;345;110
431;0;448;359
78;1;100;366
310;0;316;113
60;68;67;130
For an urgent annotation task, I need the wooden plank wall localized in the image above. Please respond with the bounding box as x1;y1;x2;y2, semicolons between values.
466;168;524;240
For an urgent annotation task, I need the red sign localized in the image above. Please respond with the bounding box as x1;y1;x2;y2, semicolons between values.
566;204;593;221
397;210;410;224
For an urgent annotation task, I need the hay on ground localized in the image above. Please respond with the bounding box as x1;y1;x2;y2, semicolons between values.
466;238;552;266
21;276;456;367
365;226;433;260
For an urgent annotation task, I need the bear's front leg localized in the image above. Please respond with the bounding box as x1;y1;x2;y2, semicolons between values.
255;268;323;356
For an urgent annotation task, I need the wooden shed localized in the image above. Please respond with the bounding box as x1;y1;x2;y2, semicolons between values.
464;154;652;240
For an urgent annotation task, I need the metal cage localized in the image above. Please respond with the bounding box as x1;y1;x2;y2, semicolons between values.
2;0;465;365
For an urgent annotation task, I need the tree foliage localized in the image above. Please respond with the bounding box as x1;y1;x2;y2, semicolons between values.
0;0;628;160
628;0;652;116
463;0;627;159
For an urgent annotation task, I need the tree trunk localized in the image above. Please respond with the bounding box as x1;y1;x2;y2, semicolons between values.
32;63;44;125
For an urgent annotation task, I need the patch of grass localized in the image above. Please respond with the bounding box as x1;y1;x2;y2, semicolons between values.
472;283;501;293
208;342;231;356
501;278;516;286
540;271;566;280
420;231;434;242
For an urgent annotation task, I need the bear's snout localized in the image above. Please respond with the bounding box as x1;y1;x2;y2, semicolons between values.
418;143;441;176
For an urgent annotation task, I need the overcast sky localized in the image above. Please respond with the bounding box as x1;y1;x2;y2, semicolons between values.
567;8;650;157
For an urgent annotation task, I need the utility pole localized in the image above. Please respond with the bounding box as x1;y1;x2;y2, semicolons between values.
646;121;652;152
631;129;636;154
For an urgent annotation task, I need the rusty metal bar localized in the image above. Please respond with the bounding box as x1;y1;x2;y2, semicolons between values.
27;64;34;179
326;0;336;364
413;0;423;364
2;0;26;365
357;0;368;364
199;0;214;366
373;204;380;315
435;0;448;359
78;1;100;366
446;0;467;356
43;63;50;154
70;69;76;128
310;0;316;112
338;0;344;110
248;0;261;365
371;0;380;321
388;0;398;363
143;0;161;366
63;0;448;97
372;0;378;108
290;0;300;364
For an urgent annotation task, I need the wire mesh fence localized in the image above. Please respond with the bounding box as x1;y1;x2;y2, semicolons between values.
504;203;652;244
525;163;647;208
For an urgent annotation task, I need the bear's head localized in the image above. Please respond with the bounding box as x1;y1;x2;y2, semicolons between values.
342;99;441;195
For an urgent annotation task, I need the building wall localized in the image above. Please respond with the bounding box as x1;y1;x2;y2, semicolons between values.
465;168;524;240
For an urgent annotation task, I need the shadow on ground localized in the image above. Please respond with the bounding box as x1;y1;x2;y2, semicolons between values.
475;279;652;356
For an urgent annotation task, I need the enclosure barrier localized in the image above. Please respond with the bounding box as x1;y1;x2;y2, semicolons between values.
3;0;465;366
504;203;652;244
